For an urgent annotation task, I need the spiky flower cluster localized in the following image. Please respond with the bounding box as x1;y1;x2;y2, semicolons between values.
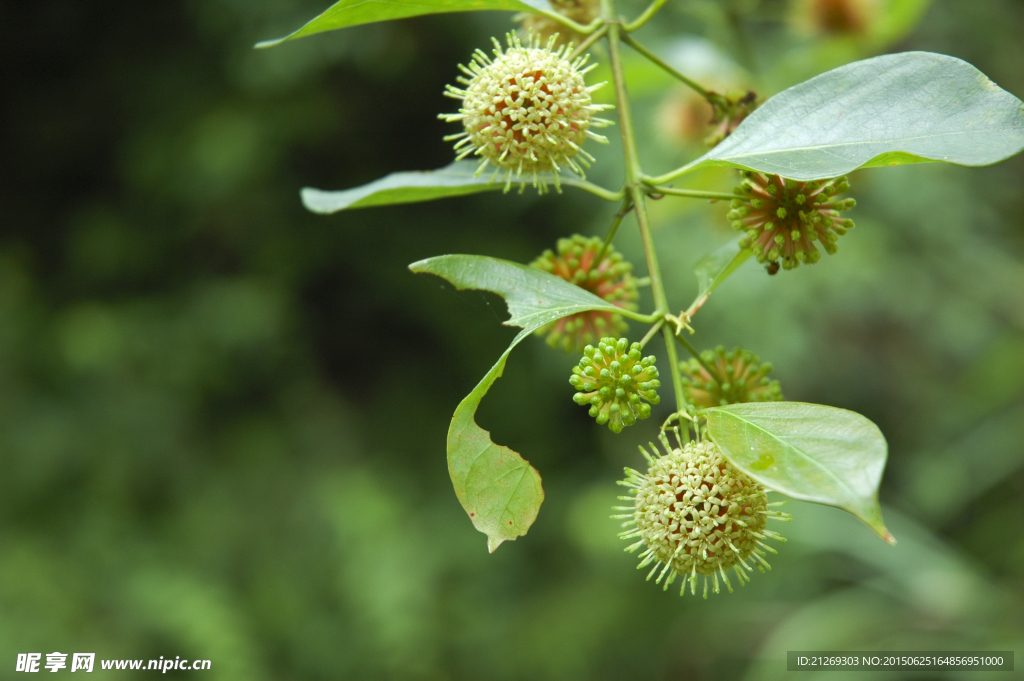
515;0;600;46
729;172;856;271
616;438;788;597
681;346;782;408
571;338;660;433
440;33;613;193
531;235;638;352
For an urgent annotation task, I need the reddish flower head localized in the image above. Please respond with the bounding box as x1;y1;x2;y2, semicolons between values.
531;235;639;352
730;172;855;271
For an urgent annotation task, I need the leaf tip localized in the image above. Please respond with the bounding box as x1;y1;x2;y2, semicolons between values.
253;37;285;50
486;536;505;553
882;529;897;546
300;187;337;214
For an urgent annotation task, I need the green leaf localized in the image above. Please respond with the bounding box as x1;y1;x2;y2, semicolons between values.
257;0;556;48
704;401;896;544
302;163;498;213
688;236;751;314
410;255;623;551
660;52;1024;182
410;254;624;328
443;330;543;554
302;161;610;213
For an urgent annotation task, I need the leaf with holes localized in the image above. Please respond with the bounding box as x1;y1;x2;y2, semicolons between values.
410;254;625;551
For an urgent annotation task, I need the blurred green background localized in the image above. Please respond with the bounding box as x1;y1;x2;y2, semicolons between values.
2;0;1023;678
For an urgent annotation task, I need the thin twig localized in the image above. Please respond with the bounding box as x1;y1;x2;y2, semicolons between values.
568;179;626;202
638;318;665;349
670;323;723;384
595;196;633;265
621;34;720;103
568;24;608;61
648;185;741;201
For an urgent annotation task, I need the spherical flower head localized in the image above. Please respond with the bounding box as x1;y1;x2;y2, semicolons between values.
440;33;613;194
530;235;639;352
730;172;856;271
616;438;789;597
681;345;783;408
515;0;600;47
570;338;660;433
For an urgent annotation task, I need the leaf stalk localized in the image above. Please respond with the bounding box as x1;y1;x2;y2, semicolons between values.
646;185;741;201
621;34;721;104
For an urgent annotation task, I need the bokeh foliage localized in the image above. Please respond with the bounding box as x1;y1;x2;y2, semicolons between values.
2;0;1023;679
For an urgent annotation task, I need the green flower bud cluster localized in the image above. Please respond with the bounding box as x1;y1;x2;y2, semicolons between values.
681;346;782;408
570;338;660;433
531;234;639;353
729;171;856;271
616;439;788;597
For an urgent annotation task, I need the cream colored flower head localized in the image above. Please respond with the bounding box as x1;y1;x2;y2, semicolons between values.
440;33;612;193
616;436;789;598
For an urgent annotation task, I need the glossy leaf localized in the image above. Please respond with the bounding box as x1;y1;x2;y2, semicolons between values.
688;236;751;314
257;0;556;48
660;52;1024;182
302;161;603;213
704;401;895;544
410;255;623;551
